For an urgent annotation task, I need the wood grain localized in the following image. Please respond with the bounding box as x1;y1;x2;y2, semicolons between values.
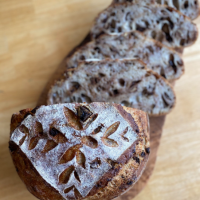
0;0;200;200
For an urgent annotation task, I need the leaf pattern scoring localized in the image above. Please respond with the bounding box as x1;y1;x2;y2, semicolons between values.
102;121;120;147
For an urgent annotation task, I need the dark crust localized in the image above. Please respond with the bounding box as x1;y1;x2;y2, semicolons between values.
10;107;42;136
114;104;139;134
10;109;32;136
9;141;65;200
87;153;149;200
88;140;140;197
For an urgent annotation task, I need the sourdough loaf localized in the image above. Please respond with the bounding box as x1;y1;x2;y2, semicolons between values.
48;59;176;116
90;3;198;49
9;103;150;200
113;0;200;20
67;32;184;80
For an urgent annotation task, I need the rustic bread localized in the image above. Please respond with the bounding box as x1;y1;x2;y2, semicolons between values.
112;0;200;20
48;59;176;116
9;103;150;200
67;32;184;80
90;3;198;49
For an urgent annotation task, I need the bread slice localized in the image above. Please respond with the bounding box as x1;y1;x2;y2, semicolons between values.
112;0;200;20
67;32;184;80
9;102;150;200
48;59;176;116
113;0;200;20
90;3;198;49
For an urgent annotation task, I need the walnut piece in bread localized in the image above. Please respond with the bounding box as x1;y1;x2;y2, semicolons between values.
67;32;184;80
91;3;198;49
9;103;150;200
48;59;176;116
112;0;200;20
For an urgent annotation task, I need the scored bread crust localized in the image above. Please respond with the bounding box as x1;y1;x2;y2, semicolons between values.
9;141;65;200
85;106;149;200
66;31;185;80
90;3;198;49
112;0;200;20
48;59;176;116
9;103;150;200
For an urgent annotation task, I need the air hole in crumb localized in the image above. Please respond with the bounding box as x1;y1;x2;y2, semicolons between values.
70;82;80;93
129;80;141;89
99;73;105;77
90;77;100;84
157;32;165;42
184;1;189;8
113;89;119;96
118;27;122;32
151;31;157;39
180;39;186;46
94;47;101;53
81;94;92;103
173;0;179;9
119;79;125;87
79;55;85;60
111;19;116;29
169;54;177;73
77;97;83;103
136;24;146;32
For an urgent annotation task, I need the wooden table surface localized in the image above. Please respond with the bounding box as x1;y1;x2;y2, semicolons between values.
0;0;200;200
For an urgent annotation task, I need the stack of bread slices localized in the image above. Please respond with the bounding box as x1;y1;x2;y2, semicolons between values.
47;0;199;116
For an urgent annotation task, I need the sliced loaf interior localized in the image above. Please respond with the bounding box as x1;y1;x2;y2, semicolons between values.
48;59;176;116
67;32;184;80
